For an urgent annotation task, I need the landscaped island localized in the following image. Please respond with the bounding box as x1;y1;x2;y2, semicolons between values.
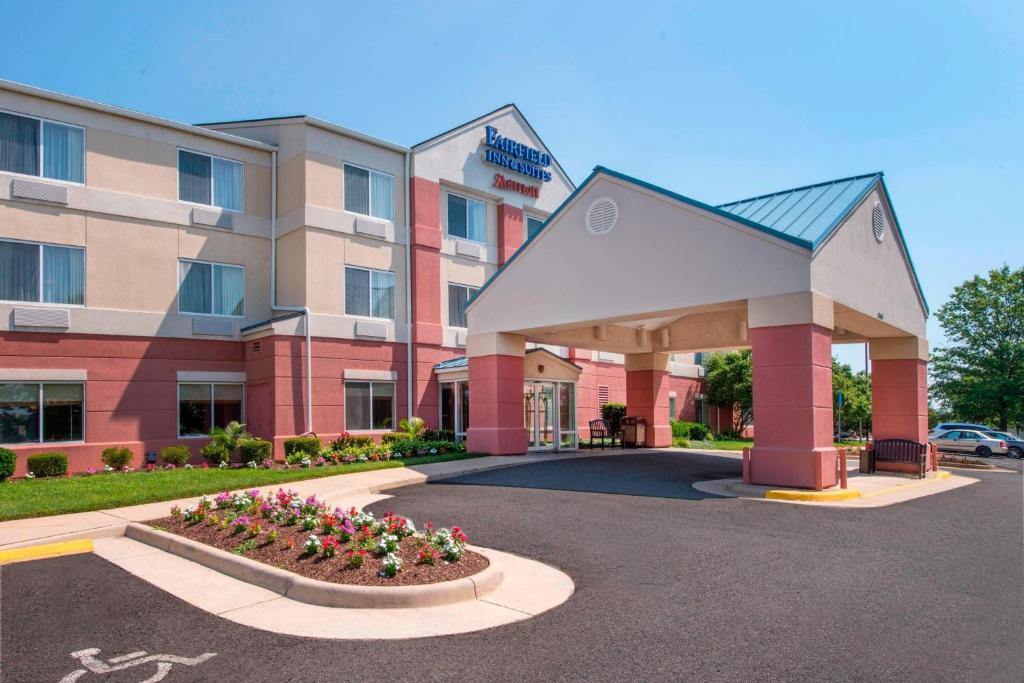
152;489;487;587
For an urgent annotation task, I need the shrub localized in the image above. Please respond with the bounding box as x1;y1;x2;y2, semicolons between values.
671;421;710;442
601;403;627;432
27;452;68;477
0;447;14;482
239;438;273;466
284;436;321;459
101;446;134;471
423;429;455;442
200;441;230;466
159;445;191;466
398;416;426;438
381;432;411;444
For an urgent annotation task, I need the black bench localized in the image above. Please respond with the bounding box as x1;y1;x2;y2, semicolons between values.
870;438;929;478
588;419;619;449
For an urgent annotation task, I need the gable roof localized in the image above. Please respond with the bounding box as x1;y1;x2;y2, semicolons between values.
716;172;881;249
412;103;575;190
469;166;928;314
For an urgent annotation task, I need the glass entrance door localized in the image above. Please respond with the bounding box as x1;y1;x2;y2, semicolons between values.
524;381;576;451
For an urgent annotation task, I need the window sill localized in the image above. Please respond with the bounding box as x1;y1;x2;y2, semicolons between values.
178;199;244;215
4;440;85;448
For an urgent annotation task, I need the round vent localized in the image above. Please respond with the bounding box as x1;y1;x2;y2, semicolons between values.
585;197;618;236
871;202;886;242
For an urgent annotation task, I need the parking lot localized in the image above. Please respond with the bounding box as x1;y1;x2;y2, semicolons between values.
1;451;1021;681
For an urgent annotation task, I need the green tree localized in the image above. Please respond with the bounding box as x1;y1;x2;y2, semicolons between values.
930;265;1024;431
208;420;251;456
832;358;871;435
703;350;753;432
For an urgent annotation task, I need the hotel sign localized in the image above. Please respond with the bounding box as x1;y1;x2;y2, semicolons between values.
493;173;539;199
483;126;552;183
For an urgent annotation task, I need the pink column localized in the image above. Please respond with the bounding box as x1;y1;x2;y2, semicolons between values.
625;355;672;448
497;204;524;265
872;357;929;471
466;354;527;455
750;323;837;490
409;176;443;421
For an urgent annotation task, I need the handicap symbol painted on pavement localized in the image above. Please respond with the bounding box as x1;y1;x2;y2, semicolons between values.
59;647;216;682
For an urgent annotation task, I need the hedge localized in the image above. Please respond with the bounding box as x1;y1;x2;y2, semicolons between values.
601;403;627;432
671;421;710;441
0;447;14;482
159;445;191;466
283;436;321;459
239;438;273;465
200;441;230;466
27;452;68;477
101;446;134;471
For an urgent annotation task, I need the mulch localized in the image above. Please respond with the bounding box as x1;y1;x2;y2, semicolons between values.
148;515;488;587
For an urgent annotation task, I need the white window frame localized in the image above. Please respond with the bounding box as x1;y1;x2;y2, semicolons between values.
344;265;396;320
0;237;86;307
438;379;469;441
445;192;487;244
0;381;85;445
447;282;478;329
176;148;245;214
0;107;86;186
344;380;396;432
342;162;395;223
177;258;246;318
176;382;245;439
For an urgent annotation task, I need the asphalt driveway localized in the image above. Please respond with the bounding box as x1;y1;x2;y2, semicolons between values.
2;450;1020;681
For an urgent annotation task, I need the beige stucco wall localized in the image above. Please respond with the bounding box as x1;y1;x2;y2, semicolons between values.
810;187;927;338
524;351;580;382
469;174;813;335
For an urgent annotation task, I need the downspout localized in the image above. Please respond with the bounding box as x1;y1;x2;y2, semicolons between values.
404;150;414;422
269;149;313;433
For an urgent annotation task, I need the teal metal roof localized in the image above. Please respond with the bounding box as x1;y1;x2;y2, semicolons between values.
433;356;468;371
716;172;882;249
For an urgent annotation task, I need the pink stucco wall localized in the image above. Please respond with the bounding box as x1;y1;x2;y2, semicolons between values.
466;353;527;455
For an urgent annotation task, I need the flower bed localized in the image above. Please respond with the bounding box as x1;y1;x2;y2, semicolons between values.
152;489;486;587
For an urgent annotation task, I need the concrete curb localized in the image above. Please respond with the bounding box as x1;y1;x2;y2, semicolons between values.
124;523;504;609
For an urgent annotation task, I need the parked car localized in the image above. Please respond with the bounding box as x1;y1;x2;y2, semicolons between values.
982;431;1024;459
929;429;1008;457
929;422;994;438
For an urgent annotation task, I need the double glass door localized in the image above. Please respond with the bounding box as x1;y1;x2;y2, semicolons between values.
524;381;576;451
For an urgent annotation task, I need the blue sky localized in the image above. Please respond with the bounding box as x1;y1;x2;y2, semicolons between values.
1;1;1020;370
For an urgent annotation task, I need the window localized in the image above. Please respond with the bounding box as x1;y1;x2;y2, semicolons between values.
178;260;245;316
343;164;395;222
345;266;395;319
440;380;470;440
0;111;84;183
669;395;677;421
694;352;705;365
526;216;544;240
598;385;609;410
0;383;83;444
447;283;478;328
178;150;243;212
0;239;84;305
345;381;395;430
447;193;486;243
178;383;243;437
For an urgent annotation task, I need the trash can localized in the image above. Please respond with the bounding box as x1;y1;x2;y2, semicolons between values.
859;447;875;474
621;417;648;448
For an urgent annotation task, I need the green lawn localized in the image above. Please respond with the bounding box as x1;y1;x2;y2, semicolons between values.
676;439;868;451
0;452;483;522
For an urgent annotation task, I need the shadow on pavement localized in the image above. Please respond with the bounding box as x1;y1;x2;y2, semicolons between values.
432;450;741;500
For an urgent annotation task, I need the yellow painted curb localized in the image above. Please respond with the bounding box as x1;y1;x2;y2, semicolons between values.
861;470;951;498
764;488;862;501
0;539;93;565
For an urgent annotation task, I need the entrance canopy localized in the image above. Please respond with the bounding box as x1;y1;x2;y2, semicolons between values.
467;166;928;355
464;167;930;491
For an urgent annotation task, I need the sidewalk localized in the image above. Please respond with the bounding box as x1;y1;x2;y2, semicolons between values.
0;451;611;550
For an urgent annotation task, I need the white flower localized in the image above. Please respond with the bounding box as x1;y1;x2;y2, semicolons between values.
430;448;437;454
25;472;35;479
104;465;114;472
218;462;228;469
184;464;193;469
247;461;257;469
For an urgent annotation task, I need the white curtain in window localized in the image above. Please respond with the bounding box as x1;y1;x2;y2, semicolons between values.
371;270;395;319
43;245;84;305
178;151;211;205
468;198;486;243
42;122;84;183
370;170;394;221
345;382;371;430
213;158;243;212
0;241;39;302
447;194;467;239
213;264;244;316
179;261;212;314
344;165;370;215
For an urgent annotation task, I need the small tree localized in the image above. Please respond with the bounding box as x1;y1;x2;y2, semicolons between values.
398;416;426;438
931;265;1024;430
703;350;753;432
207;421;251;460
832;358;871;435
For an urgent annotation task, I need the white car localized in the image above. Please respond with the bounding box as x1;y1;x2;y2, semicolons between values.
929;429;1008;458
